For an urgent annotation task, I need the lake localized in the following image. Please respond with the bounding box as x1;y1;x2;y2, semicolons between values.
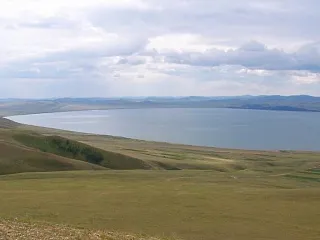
7;108;320;151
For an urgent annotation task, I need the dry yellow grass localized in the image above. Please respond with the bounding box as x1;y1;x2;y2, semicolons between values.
0;220;166;240
1;171;319;240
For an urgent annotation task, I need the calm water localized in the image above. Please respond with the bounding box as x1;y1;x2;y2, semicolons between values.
7;108;320;151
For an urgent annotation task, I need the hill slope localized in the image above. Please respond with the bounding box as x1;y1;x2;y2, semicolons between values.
0;141;106;175
0;117;178;174
0;122;157;175
12;133;153;170
0;118;20;129
0;119;107;175
1;117;320;175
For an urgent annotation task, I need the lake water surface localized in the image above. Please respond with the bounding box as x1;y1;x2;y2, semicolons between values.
7;108;320;151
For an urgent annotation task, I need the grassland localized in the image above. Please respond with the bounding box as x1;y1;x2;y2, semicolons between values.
0;119;155;175
12;133;152;170
0;171;319;240
0;117;319;239
22;123;320;176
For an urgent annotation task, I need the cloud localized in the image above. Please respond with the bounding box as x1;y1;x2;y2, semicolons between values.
1;0;320;98
291;72;320;84
18;16;78;29
87;0;320;47
160;41;320;72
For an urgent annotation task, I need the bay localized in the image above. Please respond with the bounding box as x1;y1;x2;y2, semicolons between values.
7;108;320;151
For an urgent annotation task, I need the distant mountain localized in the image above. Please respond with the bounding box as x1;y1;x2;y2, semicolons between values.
1;95;320;116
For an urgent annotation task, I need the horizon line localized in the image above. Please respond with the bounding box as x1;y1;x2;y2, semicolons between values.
0;94;319;100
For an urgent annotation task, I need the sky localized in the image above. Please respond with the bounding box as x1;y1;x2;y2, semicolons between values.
0;0;320;98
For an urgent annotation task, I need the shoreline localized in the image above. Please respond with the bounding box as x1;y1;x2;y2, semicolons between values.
2;117;319;154
2;104;320;119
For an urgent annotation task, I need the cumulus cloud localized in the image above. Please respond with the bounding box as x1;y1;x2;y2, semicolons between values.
0;0;320;98
161;41;320;72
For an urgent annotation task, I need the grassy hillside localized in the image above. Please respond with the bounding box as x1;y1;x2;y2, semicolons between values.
0;117;20;128
2;116;320;175
53;130;320;175
12;133;153;170
1;119;319;239
0;125;107;175
0;118;156;175
13;122;320;174
0;141;106;175
0;171;319;240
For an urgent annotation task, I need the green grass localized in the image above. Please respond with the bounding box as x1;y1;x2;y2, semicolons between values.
2;121;320;175
308;168;320;174
13;133;151;170
285;174;320;182
0;171;319;240
56;131;320;175
0;128;156;175
1;119;320;239
0;140;105;175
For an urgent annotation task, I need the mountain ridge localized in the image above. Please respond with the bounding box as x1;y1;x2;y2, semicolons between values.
2;95;320;117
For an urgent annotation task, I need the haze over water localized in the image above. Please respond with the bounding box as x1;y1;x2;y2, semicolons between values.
8;108;320;151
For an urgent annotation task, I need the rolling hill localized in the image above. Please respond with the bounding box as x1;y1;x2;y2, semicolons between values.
0;117;319;240
0;119;157;175
0;141;106;175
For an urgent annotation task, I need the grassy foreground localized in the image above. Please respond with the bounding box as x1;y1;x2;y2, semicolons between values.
0;118;320;239
0;171;319;240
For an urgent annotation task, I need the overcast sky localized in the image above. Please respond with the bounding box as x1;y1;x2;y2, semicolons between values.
0;0;320;98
